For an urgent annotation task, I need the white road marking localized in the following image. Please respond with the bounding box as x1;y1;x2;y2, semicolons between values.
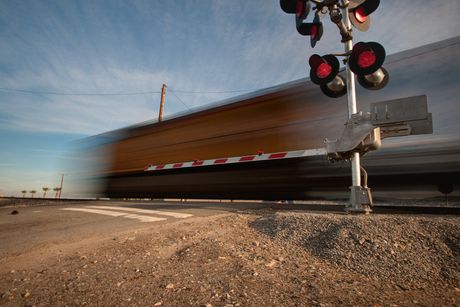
87;206;194;219
60;208;167;223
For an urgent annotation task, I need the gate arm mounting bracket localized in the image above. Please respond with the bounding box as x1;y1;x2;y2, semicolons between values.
326;95;433;162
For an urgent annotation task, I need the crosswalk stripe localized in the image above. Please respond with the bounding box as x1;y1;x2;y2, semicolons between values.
60;208;167;223
87;206;194;219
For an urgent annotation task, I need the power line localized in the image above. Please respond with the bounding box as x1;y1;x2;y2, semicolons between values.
170;89;260;94
166;86;194;113
0;87;261;96
0;87;161;96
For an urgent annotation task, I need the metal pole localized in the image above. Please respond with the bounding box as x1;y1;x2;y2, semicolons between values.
342;4;361;189
341;1;371;213
159;84;166;122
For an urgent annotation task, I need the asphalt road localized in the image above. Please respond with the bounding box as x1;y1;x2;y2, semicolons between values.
0;200;284;261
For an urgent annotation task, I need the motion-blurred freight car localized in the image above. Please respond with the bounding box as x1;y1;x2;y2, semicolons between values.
91;37;460;200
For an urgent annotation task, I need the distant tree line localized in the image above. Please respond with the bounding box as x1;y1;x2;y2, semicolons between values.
21;187;62;198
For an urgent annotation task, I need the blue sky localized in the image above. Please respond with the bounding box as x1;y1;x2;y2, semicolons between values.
1;0;460;197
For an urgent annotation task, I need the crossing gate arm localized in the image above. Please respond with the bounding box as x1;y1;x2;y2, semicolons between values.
144;148;327;172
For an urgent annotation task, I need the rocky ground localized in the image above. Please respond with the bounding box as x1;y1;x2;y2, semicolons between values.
1;200;459;307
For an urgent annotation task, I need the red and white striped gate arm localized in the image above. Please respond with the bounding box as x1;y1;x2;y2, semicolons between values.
144;148;327;171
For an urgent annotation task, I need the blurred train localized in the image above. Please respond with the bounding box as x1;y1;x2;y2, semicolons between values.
84;36;460;200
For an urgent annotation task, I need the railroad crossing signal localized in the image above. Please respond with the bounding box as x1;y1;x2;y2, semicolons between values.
279;0;391;213
348;0;380;32
308;41;388;97
298;14;323;48
280;0;323;47
279;0;311;27
309;54;346;98
349;42;389;90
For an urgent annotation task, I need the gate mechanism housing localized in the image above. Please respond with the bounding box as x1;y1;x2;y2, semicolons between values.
326;95;432;162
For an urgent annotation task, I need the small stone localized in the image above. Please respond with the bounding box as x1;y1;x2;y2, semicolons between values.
24;292;30;298
166;283;174;289
199;286;207;292
154;302;162;306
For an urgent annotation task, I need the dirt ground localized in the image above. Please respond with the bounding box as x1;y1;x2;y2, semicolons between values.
1;205;459;307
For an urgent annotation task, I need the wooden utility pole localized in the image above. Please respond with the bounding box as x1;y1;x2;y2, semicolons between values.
59;173;67;199
159;84;166;122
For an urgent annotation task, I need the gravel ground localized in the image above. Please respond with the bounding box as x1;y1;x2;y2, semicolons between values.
1;201;459;307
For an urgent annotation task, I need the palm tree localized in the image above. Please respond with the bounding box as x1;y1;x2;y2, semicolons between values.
42;187;50;198
21;190;28;198
29;190;37;198
53;187;61;199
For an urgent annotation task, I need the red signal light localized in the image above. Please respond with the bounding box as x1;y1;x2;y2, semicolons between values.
357;51;376;68
354;7;367;23
317;63;332;78
296;1;303;18
310;25;317;39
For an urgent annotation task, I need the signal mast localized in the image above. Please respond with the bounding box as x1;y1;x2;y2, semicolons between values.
280;0;387;213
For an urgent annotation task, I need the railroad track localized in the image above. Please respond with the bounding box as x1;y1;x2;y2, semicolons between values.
2;197;459;215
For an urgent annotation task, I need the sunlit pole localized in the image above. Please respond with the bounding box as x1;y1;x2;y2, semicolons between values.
159;84;166;122
342;2;361;189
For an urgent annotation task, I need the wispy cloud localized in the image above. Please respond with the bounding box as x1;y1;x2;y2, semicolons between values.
1;0;459;137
